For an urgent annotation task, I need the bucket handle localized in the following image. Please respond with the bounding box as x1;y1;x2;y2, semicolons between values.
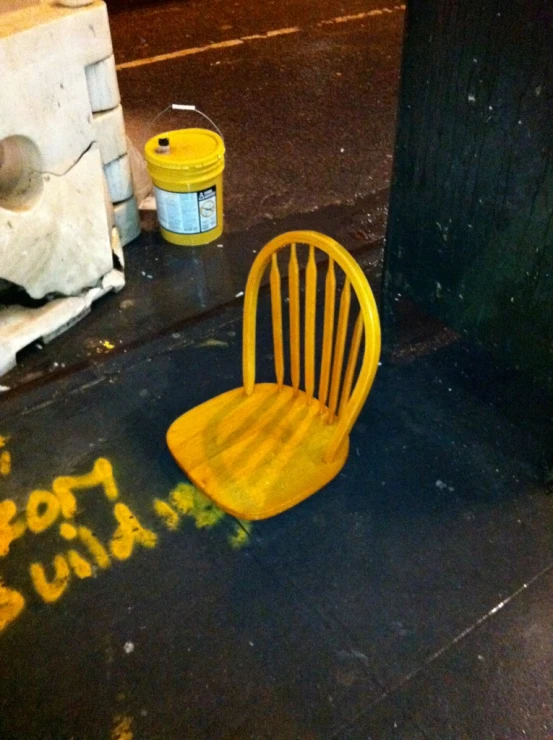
143;104;224;144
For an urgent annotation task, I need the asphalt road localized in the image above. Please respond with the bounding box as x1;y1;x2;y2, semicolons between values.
109;0;405;233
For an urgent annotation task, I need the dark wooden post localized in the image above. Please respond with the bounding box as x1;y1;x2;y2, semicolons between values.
384;0;553;386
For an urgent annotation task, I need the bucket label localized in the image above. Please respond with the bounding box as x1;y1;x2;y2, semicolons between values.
198;186;217;232
154;185;218;235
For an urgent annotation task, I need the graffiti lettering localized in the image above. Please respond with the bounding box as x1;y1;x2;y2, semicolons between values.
30;554;71;604
0;579;25;632
0;436;11;477
78;526;111;569
0;451;252;636
154;483;252;548
109;503;157;560
26;491;61;534
53;457;119;519
0;499;25;557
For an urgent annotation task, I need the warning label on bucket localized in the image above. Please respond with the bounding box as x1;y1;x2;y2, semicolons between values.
154;185;218;234
198;187;217;232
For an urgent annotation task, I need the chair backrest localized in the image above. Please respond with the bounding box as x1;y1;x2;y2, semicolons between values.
242;231;381;462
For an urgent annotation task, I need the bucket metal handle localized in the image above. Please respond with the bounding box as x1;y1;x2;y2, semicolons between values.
143;104;224;144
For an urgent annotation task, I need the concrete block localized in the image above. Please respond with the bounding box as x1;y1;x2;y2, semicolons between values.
0;1;113;174
93;104;127;165
0;144;113;299
0;1;138;302
114;196;141;246
85;54;120;112
103;171;116;229
0;265;125;379
104;153;133;203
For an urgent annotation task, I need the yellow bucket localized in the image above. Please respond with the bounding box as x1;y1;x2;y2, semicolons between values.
144;128;225;246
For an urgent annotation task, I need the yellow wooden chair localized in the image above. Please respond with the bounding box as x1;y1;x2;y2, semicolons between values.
167;231;381;520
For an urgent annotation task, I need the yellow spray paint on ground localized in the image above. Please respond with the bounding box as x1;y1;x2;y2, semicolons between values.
0;499;25;557
111;715;133;740
154;482;252;546
0;451;11;477
110;503;158;560
0;452;252;635
0;435;12;477
77;526;111;569
25;459;159;605
153;498;180;530
30;554;71;604
0;579;25;633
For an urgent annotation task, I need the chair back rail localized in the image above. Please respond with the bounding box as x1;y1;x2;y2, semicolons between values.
242;231;381;462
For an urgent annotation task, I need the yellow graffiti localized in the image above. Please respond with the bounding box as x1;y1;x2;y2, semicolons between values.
169;483;195;516
0;451;11;477
109;503;157;561
0;579;25;633
53;457;119;518
112;715;133;740
0;455;252;635
67;550;93;579
30;554;71;603
78;526;111;569
59;522;77;540
228;521;252;550
0;500;25;557
0;437;11;478
170;483;224;529
26;490;61;534
153;498;180;530
155;483;251;549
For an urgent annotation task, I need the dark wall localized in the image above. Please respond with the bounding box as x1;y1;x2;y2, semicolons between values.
384;0;553;384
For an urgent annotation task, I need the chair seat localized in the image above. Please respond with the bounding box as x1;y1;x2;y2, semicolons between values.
166;383;349;520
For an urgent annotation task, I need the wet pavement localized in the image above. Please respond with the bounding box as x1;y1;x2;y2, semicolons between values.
1;1;553;738
3;193;386;393
1;263;552;738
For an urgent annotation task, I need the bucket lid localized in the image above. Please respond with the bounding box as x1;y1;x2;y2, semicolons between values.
144;128;225;171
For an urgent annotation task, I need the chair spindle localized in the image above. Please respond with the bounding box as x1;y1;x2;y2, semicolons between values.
270;253;284;388
304;245;317;402
289;243;300;394
327;277;351;421
338;312;363;417
318;258;336;411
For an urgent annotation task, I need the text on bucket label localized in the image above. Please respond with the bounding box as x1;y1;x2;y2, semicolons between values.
155;185;218;234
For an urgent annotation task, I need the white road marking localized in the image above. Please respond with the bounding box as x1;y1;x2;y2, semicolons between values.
240;27;300;41
116;6;406;71
319;6;403;25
